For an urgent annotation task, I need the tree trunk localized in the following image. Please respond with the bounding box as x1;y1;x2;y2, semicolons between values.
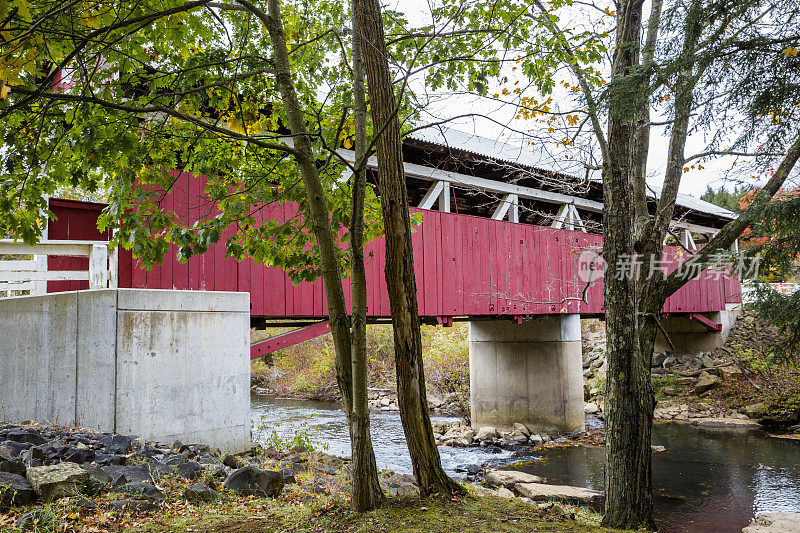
601;0;657;528
348;5;385;511
259;0;383;511
353;0;464;496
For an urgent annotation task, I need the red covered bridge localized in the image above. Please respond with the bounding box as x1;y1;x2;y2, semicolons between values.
39;128;742;433
46;127;741;324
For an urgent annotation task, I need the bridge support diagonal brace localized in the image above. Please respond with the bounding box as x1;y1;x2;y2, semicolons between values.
250;320;331;359
688;313;722;332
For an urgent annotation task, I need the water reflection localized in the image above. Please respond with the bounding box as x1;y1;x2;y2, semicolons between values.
510;423;800;532
251;397;800;532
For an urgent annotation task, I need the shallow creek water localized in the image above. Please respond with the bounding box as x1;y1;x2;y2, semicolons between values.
251;396;800;532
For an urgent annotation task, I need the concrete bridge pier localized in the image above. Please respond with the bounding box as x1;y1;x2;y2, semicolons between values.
654;304;741;353
468;315;585;434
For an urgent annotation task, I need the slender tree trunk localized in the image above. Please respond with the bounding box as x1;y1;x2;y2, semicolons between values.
601;0;657;529
632;0;662;240
348;6;385;510
353;0;464;496
257;0;383;511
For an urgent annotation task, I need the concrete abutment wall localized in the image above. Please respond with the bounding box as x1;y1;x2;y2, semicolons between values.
469;315;584;434
0;289;251;453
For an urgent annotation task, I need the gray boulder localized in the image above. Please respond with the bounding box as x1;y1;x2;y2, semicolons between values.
101;464;157;487
0;458;26;477
26;463;89;501
119;482;165;501
184;482;218;503
223;466;284;498
484;470;543;489
515;482;604;507
5;429;47;445
99;435;133;455
175;461;204;480
474;427;499;441
0;471;36;509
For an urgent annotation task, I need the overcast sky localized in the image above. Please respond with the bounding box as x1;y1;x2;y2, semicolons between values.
386;0;785;199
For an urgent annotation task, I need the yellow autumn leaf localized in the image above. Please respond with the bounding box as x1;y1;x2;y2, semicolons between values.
0;84;9;99
783;47;799;57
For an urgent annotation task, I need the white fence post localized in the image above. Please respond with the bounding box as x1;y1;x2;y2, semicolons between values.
31;255;47;295
108;246;119;289
89;244;108;289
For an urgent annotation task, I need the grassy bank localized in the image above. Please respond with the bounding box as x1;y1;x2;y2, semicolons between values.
1;459;616;533
251;323;469;410
124;488;614;533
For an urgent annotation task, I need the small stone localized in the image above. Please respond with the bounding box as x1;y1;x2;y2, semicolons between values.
662;356;677;368
475;427;499;441
512;423;531;437
99;435;133;455
528;434;543;446
584;403;599;414
63;447;95;464
100;464;157;487
0;446;16;462
76;497;97;510
26;463;89;501
223;454;248;469
0;471;36;509
175;461;204;480
698;354;715;368
508;430;528;444
652;352;667;367
21;447;45;466
694;371;722;394
497;487;515;498
184;481;218;503
223;466;284;498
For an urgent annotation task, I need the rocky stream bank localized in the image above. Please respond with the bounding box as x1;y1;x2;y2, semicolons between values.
0;422;420;529
0;422;617;532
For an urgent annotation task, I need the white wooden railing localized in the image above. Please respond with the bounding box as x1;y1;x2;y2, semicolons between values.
0;240;117;297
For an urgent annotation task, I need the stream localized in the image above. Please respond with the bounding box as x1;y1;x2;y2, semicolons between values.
251;395;800;532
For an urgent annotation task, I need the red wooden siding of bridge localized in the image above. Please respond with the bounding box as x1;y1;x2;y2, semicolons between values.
48;172;741;318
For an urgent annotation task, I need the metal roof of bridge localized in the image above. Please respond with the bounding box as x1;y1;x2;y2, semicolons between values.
408;126;737;221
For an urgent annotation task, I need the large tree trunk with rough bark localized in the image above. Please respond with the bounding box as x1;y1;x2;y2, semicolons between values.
352;0;464;496
601;0;656;528
258;0;384;511
601;1;800;527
